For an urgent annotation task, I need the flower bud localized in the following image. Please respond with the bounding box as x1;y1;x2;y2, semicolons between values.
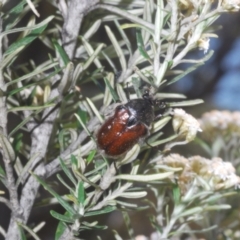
172;108;202;142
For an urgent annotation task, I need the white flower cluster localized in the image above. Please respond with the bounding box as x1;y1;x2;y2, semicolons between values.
199;110;240;141
158;154;240;193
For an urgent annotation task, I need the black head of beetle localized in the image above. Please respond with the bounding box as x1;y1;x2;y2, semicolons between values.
124;94;155;127
124;89;166;128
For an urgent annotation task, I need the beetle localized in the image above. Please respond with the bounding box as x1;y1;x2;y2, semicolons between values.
96;88;166;157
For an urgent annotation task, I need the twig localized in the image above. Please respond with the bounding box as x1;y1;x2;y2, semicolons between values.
44;117;99;178
90;182;132;211
6;1;100;239
62;0;100;59
0;11;22;235
5;106;58;239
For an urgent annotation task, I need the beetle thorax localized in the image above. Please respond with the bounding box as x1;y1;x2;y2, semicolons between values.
125;99;155;127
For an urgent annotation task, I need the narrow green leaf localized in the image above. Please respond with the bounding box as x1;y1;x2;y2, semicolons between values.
114;20;132;56
85;206;116;217
173;185;181;205
168;99;204;107
77;108;88;127
113;230;123;240
86;97;103;123
122;211;134;239
59;157;77;186
27;85;38;104
176;225;217;235
70;155;78;168
85;160;106;177
16;152;40;187
119;144;140;165
5;1;27;30
152;116;171;133
163;11;171;28
178;207;203;218
18;224;27;240
120;191;147;198
116;83;127;103
32;173;77;215
81;38;105;69
149;134;178;147
115;200;138;208
104;77;119;103
168;50;214;85
73;169;100;190
0;164;6;177
101;50;117;73
82;222;107;230
83;174;101;189
77;181;85;204
72;63;83;85
155;92;186;99
5;17;53;55
0;130;16;161
52;39;70;66
74;114;92;138
142;0;152;44
154;0;164;43
202;192;236;203
6;62;59;88
131;77;142;98
0;48;20;69
105;25;127;71
50;210;75;223
121;23;154;37
57;174;74;194
32;222;46;235
12;133;23;153
9;98;56;137
84;19;102;39
146;132;163;146
150;216;163;234
115;172;173;182
8;103;55;112
136;28;151;61
58;62;74;94
134;68;153;86
156;60;168;87
154;165;182;173
58;129;66;152
86;150;96;163
103;73;114;106
1;16;54;39
55;212;68;240
17;222;41;240
204;204;231;211
194;138;212;156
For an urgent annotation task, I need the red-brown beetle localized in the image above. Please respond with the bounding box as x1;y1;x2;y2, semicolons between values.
97;89;165;157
